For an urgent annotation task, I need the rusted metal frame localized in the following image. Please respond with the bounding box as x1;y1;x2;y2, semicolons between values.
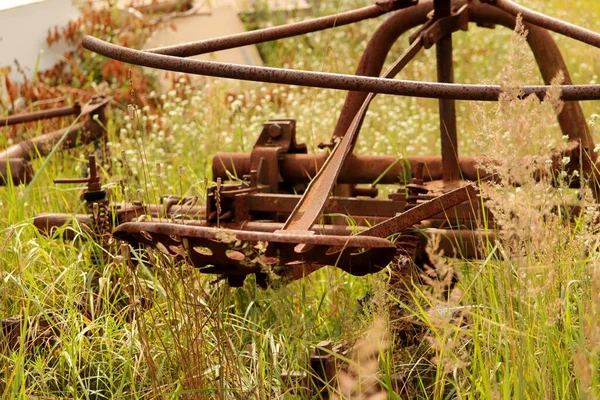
410;4;469;48
213;151;585;185
249;119;306;192
82;36;600;102
0;96;110;186
358;183;479;238
28;213;504;261
246;192;490;224
330;0;595;174
281;38;426;232
252;192;490;230
0;103;81;127
0;121;87;161
332;0;593;136
483;0;600;49
220;222;497;260
250;193;405;217
332;1;432;139
347;35;425;150
0;98;109;161
144;0;419;57
33;200;206;238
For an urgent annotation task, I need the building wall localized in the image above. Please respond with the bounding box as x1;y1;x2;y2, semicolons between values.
0;0;80;82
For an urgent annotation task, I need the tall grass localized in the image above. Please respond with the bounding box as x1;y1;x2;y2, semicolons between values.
1;0;600;398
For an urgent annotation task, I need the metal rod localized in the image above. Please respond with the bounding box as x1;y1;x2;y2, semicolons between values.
434;0;460;182
82;36;600;101
485;0;600;49
350;34;424;149
331;1;431;139
0;121;87;160
0;103;80;127
358;183;479;238
145;0;416;57
213;152;585;184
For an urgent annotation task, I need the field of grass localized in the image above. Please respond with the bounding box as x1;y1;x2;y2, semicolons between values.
1;0;600;398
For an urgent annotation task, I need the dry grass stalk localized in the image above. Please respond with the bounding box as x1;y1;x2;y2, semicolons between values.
333;317;388;400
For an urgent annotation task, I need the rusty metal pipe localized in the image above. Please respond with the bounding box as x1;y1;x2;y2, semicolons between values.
0;97;109;162
0;158;34;185
0;121;89;160
0;98;109;186
82;36;600;102
213;152;487;183
485;0;600;49
0;103;80;127
145;0;416;57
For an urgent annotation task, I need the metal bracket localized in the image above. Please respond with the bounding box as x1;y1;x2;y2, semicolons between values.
409;4;469;48
250;119;307;192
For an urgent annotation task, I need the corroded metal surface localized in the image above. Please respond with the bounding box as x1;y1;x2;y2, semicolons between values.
282;39;425;232
82;35;600;102
0;96;111;185
0;103;81;126
145;0;418;57
358;183;479;238
46;0;600;287
484;0;600;48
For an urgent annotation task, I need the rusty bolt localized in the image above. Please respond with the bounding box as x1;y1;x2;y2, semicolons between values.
268;123;282;138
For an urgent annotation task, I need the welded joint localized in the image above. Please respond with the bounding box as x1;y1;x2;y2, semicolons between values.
410;4;469;48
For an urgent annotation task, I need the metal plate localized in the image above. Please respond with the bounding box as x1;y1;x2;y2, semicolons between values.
114;222;396;278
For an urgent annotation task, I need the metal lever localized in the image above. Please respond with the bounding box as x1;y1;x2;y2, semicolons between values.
54;155;104;201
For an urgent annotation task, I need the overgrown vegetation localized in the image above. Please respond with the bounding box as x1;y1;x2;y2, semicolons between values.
1;0;600;398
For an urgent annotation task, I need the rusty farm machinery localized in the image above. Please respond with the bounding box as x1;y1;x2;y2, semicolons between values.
0;96;111;186
30;0;600;289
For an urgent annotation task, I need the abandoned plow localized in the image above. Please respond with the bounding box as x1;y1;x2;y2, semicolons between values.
33;0;600;288
10;0;600;395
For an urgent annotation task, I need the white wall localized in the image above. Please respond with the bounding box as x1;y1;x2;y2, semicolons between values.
0;0;80;82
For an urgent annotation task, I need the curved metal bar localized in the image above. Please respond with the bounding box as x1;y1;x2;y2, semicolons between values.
467;2;597;166
485;0;600;49
331;1;432;139
145;0;416;57
82;36;600;102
